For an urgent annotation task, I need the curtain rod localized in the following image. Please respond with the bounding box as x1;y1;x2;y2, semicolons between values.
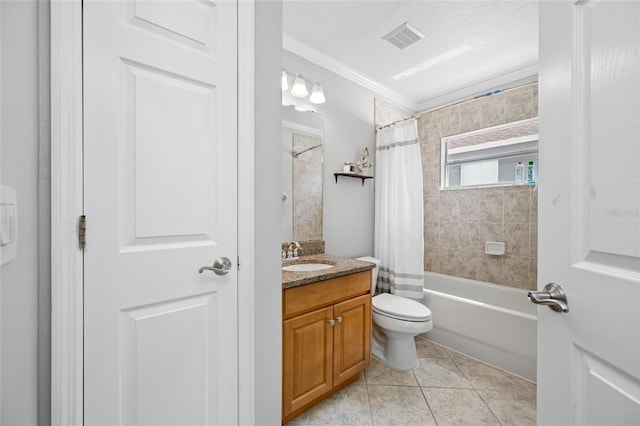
376;115;417;131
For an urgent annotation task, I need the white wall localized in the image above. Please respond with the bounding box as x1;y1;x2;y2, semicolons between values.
253;1;283;423
0;1;41;424
282;50;376;258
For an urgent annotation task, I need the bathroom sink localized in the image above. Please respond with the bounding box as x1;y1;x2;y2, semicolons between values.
282;263;335;272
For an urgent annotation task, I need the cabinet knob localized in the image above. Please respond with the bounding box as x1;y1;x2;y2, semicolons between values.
336;316;342;323
328;319;335;326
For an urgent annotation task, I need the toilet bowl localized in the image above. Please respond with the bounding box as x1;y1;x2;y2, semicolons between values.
356;256;433;371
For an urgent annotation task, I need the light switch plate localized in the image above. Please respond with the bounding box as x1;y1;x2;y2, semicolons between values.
1;185;18;265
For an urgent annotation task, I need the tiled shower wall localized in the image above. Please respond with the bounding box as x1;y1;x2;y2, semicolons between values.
292;132;323;241
419;84;539;290
374;84;539;290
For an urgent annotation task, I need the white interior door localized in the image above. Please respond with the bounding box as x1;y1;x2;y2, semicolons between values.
83;1;238;424
538;1;640;425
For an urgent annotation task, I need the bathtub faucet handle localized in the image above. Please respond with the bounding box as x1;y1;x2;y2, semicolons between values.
528;283;569;313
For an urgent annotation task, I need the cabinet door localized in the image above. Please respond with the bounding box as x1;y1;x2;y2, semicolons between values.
333;294;371;387
283;306;334;417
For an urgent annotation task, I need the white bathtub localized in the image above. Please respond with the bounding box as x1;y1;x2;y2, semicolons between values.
421;271;537;381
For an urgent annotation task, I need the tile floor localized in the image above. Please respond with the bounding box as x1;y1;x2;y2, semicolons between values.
286;337;536;426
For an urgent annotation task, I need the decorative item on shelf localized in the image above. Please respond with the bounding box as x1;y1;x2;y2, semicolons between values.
343;162;356;173
357;147;373;174
282;70;326;105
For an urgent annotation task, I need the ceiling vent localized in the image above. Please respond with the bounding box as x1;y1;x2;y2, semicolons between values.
382;22;425;50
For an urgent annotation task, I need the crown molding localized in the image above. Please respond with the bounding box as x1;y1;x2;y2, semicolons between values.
283;33;418;112
283;33;538;116
415;64;539;112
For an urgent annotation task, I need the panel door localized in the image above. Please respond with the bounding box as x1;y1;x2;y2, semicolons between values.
333;294;371;387
83;0;238;424
538;1;640;424
283;306;334;417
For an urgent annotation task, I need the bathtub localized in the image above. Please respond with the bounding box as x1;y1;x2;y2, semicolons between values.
421;271;537;381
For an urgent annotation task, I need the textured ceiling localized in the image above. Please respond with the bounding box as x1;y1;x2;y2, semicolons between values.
283;1;539;111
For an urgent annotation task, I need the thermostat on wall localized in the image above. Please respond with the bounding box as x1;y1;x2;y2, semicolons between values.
1;185;18;265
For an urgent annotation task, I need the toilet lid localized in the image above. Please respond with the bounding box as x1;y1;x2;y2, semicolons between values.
372;293;432;321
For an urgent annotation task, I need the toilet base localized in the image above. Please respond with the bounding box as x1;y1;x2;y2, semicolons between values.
371;325;421;371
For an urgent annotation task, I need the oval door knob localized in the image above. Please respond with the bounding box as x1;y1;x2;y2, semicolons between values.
199;257;232;275
528;282;569;313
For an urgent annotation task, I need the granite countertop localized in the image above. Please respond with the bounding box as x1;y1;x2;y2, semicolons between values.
282;254;375;290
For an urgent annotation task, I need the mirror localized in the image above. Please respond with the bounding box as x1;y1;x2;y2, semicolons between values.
281;106;324;242
441;118;539;189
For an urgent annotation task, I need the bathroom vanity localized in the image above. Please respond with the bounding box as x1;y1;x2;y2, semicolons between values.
281;255;374;423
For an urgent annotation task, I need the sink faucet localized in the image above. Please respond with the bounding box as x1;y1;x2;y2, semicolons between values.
283;241;302;260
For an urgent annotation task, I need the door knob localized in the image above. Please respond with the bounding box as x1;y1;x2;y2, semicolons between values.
528;283;569;313
199;257;232;275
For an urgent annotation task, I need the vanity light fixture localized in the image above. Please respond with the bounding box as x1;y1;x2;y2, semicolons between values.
309;81;326;104
282;70;327;104
291;72;308;98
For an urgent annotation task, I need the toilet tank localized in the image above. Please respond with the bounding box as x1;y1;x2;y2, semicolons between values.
355;256;379;294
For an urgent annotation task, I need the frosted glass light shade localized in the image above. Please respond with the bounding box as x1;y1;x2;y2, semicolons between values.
281;70;289;91
309;81;325;104
290;72;308;97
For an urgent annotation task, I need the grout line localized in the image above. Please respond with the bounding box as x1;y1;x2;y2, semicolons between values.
418;386;440;426
475;389;505;426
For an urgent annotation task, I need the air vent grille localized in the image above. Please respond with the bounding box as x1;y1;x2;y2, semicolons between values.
382;22;425;50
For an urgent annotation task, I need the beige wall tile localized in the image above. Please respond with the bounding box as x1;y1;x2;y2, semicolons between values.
425;221;440;247
504;189;531;224
503;256;530;289
478;254;503;284
530;224;538;258
424;194;440;221
458;251;479;280
504;223;530;257
440;108;460;137
529;258;538;291
459;103;482;133
423;168;441;196
458;189;480;222
374;98;412;127
439;222;459;250
459;222;479;250
438;248;460;276
504;90;532;123
477;189;504;223
439;191;460;222
530;190;538;224
481;97;505;128
425;246;439;271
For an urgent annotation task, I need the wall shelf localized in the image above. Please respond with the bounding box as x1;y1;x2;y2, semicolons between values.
333;172;373;186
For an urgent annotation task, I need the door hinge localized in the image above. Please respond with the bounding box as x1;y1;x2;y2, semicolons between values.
79;215;86;249
237;255;240;271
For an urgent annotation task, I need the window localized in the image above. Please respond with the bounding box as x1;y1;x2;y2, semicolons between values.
441;118;538;189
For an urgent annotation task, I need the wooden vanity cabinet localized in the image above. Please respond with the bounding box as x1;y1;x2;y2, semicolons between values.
282;271;371;423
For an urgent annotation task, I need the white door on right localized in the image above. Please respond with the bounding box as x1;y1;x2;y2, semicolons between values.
538;1;640;425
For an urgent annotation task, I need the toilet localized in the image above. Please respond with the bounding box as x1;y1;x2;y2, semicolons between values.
356;256;433;371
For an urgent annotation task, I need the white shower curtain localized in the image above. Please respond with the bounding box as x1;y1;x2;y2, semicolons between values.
374;119;424;300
